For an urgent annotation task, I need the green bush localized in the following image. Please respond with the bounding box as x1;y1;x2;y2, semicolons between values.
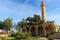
11;32;17;37
10;32;31;40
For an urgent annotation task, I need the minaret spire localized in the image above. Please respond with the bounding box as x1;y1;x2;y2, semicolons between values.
41;0;46;22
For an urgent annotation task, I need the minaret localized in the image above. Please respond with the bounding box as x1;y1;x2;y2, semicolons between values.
41;1;46;22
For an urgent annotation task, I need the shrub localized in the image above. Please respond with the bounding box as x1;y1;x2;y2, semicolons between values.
11;32;31;40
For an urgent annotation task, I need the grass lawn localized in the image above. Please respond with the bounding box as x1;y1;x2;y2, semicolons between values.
30;37;48;40
4;37;15;40
0;37;15;40
0;37;48;40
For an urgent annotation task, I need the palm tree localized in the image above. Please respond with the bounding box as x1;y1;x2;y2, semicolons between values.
17;18;27;33
33;14;43;24
26;14;43;25
26;14;44;37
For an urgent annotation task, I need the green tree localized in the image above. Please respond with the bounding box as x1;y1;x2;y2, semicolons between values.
17;22;21;33
3;18;12;31
26;14;44;37
26;17;33;24
0;21;4;29
26;14;43;25
20;18;27;25
33;14;43;24
17;18;27;33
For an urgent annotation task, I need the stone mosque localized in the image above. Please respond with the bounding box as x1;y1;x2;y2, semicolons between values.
18;1;59;37
22;1;59;37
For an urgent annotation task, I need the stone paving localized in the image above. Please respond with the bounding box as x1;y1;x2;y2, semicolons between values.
54;39;60;40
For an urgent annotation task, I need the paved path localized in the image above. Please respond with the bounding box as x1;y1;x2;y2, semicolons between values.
54;39;60;40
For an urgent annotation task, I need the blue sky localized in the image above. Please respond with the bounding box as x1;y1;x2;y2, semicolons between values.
0;0;60;25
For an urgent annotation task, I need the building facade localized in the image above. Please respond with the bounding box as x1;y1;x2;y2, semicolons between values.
27;1;59;37
19;1;59;37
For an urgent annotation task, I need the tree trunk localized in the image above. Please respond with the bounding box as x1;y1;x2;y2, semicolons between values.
36;25;38;38
43;27;46;37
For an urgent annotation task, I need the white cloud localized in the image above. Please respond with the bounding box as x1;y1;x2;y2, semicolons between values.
0;0;60;25
47;8;60;14
46;7;60;25
0;0;41;24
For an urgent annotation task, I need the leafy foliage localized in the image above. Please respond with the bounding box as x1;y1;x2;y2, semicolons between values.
3;18;12;31
11;32;31;40
0;21;4;29
26;14;43;25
